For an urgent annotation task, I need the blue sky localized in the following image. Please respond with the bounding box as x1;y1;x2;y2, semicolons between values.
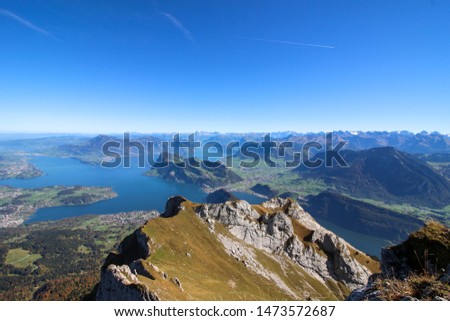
0;0;449;134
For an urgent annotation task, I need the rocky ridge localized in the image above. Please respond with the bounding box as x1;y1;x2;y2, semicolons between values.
96;196;379;301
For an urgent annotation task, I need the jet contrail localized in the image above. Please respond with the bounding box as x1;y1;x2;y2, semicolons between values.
160;12;194;42
0;8;53;38
237;36;335;49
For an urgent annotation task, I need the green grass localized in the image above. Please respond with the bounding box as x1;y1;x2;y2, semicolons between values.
142;205;298;300
135;200;377;300
5;248;42;269
226;163;328;198
346;196;449;225
77;245;91;254
427;162;450;168
21;187;115;206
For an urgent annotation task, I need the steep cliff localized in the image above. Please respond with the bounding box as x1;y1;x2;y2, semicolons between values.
97;196;379;301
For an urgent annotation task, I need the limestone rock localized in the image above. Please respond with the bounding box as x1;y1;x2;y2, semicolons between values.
96;265;159;301
97;196;377;300
195;198;371;289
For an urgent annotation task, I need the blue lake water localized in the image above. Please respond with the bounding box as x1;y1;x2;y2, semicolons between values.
0;157;202;222
0;156;389;256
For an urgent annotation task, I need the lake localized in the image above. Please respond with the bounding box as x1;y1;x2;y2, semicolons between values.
0;156;389;256
0;157;265;222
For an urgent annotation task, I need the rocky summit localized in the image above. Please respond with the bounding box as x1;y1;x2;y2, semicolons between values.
96;196;379;301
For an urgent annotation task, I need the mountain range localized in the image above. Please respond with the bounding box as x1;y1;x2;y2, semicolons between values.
1;130;448;157
297;147;450;208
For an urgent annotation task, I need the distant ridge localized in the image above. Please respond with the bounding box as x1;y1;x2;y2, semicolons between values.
301;191;423;242
146;156;243;188
297;147;450;208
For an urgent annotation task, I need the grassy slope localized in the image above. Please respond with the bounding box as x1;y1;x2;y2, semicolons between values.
135;201;378;300
142;207;294;300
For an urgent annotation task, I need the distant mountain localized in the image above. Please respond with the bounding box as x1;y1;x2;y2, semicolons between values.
146;157;243;188
282;131;450;154
0;136;88;153
300;192;423;242
206;189;239;203
206;131;450;155
189;131;450;162
297;147;450;208
96;196;379;300
1;131;448;158
58;135;120;157
58;135;163;164
250;183;277;198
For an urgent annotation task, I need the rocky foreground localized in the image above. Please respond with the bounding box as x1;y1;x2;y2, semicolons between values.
348;221;450;301
96;196;379;300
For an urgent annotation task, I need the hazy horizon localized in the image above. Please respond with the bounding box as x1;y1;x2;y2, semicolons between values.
0;129;449;137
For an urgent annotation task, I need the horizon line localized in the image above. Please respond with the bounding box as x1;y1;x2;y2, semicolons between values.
0;130;448;136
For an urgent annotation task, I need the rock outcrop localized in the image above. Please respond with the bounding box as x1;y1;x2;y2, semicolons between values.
195;198;373;289
348;221;450;301
96;265;160;301
97;196;379;301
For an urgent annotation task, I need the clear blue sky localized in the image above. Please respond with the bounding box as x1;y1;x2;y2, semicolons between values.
1;0;449;134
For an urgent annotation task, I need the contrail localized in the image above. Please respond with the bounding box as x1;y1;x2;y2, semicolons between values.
237;36;335;49
160;12;194;42
0;8;53;38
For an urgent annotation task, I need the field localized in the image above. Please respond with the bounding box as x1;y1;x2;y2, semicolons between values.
5;248;42;270
223;162;329;198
